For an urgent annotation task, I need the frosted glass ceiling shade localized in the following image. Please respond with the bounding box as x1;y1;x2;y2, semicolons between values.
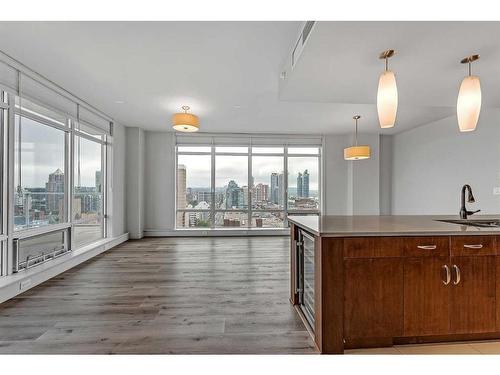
457;54;481;133
377;49;397;129
457;75;481;132
344;115;371;161
344;145;371;160
172;106;200;132
377;70;398;128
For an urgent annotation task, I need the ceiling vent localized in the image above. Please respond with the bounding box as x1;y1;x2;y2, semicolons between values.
291;21;316;68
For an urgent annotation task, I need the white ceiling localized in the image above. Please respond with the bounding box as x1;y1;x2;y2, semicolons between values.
281;21;500;134
0;21;498;135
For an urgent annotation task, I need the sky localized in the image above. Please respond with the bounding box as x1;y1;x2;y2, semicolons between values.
178;153;319;191
15;116;102;187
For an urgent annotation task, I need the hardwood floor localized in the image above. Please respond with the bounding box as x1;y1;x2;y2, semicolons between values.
0;236;317;354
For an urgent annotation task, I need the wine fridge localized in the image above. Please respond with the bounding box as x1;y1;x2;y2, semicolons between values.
296;229;315;330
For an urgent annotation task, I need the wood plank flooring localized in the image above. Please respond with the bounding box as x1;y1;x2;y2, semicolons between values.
0;236;317;354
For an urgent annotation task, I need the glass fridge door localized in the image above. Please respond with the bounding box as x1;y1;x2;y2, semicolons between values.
300;230;315;329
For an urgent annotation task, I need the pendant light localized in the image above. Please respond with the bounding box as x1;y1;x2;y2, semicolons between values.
344;115;371;160
457;54;481;132
377;49;398;128
172;105;200;132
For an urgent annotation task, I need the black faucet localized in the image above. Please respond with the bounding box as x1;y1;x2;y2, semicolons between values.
460;184;481;219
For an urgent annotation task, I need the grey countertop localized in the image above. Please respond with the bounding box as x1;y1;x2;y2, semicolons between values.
287;215;500;237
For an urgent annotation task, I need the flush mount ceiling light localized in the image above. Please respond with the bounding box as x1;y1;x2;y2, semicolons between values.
172;106;199;132
344;115;371;161
377;49;398;129
457;54;481;132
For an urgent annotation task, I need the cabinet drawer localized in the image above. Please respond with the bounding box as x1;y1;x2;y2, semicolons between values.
343;237;402;258
451;236;496;256
403;237;449;257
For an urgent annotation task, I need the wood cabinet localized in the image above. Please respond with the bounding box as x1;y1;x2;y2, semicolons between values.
450;256;496;333
291;232;500;353
344;258;403;339
403;256;450;336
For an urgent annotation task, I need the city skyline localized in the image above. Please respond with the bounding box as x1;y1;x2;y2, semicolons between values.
14;167;103;230
177;154;319;190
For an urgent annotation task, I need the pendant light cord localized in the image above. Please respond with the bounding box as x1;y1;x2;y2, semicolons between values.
354;117;359;146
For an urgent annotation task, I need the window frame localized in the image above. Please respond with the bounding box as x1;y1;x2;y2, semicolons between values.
175;142;321;230
72;119;108;249
13;104;70;233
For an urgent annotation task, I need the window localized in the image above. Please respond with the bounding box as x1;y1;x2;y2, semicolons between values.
175;142;321;230
9;92;109;271
73;133;104;247
287;156;320;211
14;114;67;230
176;147;212;228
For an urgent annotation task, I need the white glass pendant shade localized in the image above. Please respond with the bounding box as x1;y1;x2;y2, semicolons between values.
457;75;481;132
344;145;371;160
377;70;398;128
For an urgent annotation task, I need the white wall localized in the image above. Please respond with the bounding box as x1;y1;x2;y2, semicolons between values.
351;134;380;215
111;122;127;237
323;134;349;215
125;127;146;238
379;135;393;215
144;131;176;232
391;109;500;215
323;134;381;215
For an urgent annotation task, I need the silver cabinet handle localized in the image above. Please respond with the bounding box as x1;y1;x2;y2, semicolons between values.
417;245;437;250
452;265;461;285
442;265;451;285
464;244;483;249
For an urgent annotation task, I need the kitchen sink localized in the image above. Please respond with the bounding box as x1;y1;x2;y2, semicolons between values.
437;219;500;228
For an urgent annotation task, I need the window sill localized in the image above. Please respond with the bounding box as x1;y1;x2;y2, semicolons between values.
144;227;290;237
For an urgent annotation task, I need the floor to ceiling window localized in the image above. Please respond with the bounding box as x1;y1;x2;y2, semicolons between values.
14;112;67;230
175;138;321;230
73;121;106;247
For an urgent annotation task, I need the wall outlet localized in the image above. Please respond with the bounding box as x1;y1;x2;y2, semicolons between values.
20;279;32;290
494;187;500;195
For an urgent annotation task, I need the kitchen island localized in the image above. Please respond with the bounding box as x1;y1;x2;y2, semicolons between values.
288;215;500;354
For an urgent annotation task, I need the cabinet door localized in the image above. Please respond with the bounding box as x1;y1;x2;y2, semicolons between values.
450;256;496;334
403;257;450;336
344;258;403;339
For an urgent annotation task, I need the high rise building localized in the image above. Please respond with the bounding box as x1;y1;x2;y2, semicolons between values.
278;173;284;206
303;169;310;197
242;186;249;207
270;173;279;204
225;180;243;209
255;183;269;203
176;164;187;227
297;172;303;197
271;172;284;206
296;169;310;198
196;191;212;205
95;170;102;193
46;168;64;220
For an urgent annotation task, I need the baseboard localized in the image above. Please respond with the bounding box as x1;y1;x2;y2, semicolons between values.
0;232;129;304
144;228;290;237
